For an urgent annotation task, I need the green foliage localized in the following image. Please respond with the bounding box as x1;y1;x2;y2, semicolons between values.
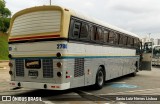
0;0;10;60
0;34;8;60
0;0;11;33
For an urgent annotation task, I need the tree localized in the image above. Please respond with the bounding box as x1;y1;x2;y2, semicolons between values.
0;0;11;33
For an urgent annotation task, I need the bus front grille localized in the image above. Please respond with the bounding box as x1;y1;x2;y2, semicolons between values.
43;59;53;78
74;58;84;77
15;59;24;77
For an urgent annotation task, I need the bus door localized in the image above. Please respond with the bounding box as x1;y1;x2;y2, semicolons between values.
140;42;152;71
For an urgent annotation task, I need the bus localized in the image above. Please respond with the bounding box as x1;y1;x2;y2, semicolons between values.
8;5;152;90
152;45;160;66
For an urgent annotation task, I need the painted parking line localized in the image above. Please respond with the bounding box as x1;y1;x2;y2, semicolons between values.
110;82;126;84
109;83;138;89
43;101;55;104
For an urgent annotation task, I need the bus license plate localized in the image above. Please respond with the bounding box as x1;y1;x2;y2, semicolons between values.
25;59;41;69
28;70;38;77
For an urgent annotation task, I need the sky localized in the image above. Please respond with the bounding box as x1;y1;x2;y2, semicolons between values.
5;0;160;39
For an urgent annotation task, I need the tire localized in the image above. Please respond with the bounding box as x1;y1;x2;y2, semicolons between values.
131;72;137;77
130;70;137;77
94;67;105;90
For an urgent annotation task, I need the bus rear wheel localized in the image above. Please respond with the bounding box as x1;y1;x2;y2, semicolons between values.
94;67;105;90
130;69;137;77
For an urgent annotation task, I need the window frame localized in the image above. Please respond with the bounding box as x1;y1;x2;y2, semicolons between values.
71;20;81;39
79;22;89;40
68;16;140;49
103;29;109;43
108;31;115;44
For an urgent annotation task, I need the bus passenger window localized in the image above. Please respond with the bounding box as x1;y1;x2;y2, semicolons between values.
127;37;134;47
104;30;109;43
119;34;124;45
73;22;81;38
80;23;89;39
108;31;115;44
127;37;131;46
96;28;103;42
135;38;140;48
123;36;127;45
114;33;119;44
90;26;96;41
131;38;134;46
134;39;137;47
136;39;141;55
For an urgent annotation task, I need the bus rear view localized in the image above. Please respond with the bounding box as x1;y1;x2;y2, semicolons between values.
8;6;70;90
8;5;152;91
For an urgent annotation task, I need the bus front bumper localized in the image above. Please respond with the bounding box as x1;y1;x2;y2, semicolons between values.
9;81;70;90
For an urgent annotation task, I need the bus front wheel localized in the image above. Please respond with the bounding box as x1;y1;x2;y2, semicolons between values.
94;67;105;90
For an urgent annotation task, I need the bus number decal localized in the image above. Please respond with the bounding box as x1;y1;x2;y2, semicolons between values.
57;44;67;49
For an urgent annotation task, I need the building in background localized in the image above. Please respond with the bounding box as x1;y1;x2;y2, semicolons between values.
141;34;160;45
154;39;160;45
141;35;154;45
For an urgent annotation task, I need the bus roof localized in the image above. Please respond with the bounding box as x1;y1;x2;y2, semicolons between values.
69;9;140;38
11;5;140;39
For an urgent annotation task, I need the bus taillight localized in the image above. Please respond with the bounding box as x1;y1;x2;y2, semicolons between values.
57;62;62;68
66;76;71;78
57;72;62;77
56;52;62;58
9;61;13;67
9;71;13;75
8;54;12;59
10;83;15;86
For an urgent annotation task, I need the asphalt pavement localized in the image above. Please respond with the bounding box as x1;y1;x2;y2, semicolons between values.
0;62;160;104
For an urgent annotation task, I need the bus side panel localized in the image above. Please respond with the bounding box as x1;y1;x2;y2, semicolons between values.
67;42;138;88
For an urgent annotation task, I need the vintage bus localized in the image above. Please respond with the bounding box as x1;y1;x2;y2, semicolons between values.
8;5;152;90
152;45;160;66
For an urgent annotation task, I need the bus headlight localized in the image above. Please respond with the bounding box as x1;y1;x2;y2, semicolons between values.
57;62;62;68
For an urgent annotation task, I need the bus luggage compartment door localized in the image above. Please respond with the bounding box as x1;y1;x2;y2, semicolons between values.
140;42;152;71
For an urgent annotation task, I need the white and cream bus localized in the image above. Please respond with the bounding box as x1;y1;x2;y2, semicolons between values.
8;5;152;90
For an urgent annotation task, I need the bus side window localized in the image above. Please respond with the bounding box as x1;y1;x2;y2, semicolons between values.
80;23;89;40
123;36;127;45
127;37;130;46
119;34;124;45
90;25;96;41
108;31;115;44
127;37;133;47
73;21;81;39
104;29;109;43
96;27;103;42
127;37;132;46
134;38;139;48
114;33;119;44
136;39;141;55
131;38;134;46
